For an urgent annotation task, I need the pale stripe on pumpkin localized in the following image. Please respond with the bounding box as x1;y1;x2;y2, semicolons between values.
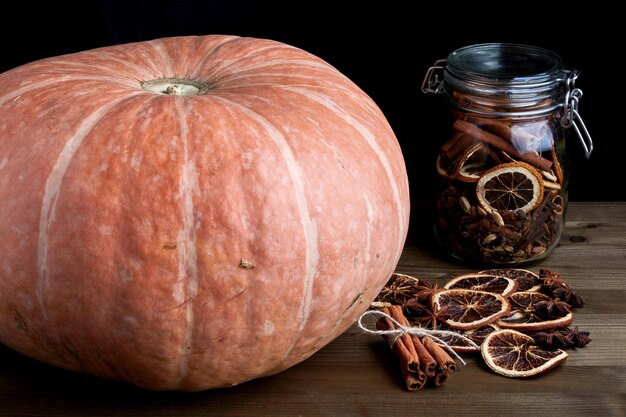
174;99;200;381
212;75;382;126
149;39;177;78
281;86;407;258
0;76;136;107
188;37;270;79
364;196;374;264
210;95;320;333
220;59;332;78
36;94;143;319
47;59;156;86
190;37;302;77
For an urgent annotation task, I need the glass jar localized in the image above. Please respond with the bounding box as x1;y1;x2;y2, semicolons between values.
422;43;593;265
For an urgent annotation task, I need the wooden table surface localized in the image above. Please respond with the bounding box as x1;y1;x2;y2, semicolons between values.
1;202;625;417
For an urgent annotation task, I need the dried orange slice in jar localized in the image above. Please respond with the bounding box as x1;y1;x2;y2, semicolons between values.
436;153;457;180
432;289;511;330
444;274;518;297
457;162;488;182
481;329;568;377
496;292;573;331
476;162;544;213
479;268;542;292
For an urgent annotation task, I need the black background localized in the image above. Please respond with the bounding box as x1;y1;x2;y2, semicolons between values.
1;1;621;201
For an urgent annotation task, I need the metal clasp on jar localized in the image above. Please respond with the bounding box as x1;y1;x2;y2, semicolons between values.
560;70;593;159
421;59;446;94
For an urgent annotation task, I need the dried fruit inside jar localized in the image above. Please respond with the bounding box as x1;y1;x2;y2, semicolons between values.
434;115;567;265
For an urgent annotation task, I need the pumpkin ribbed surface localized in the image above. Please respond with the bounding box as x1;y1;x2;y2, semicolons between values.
0;36;409;390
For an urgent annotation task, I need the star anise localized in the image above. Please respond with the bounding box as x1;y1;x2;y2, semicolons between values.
534;297;571;319
413;280;439;303
566;326;591;347
552;287;585;308
539;268;569;288
531;326;591;350
406;302;451;330
539;269;584;308
532;329;573;349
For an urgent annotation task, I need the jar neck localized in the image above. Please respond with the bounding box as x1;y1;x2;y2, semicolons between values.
442;71;569;118
441;43;567;118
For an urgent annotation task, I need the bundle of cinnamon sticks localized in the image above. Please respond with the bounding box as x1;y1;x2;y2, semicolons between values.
376;305;456;391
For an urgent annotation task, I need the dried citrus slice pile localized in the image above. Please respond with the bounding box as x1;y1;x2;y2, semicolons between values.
443;273;518;297
476;162;544;213
481;329;568;377
368;268;588;385
432;289;511;330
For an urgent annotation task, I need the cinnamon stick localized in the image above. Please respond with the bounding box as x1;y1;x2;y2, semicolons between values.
441;131;474;160
411;335;437;378
551;146;564;185
454;119;553;172
482;121;512;141
376;309;417;375
433;369;449;388
422;337;456;388
388;305;421;374
422;337;456;372
403;371;425;391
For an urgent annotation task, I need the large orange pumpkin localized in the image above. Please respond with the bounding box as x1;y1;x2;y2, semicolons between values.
0;35;409;390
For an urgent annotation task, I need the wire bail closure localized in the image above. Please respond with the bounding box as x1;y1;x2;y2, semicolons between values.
421;59;446;94
561;70;593;158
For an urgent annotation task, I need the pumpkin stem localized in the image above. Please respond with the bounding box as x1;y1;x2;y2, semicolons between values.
141;78;209;96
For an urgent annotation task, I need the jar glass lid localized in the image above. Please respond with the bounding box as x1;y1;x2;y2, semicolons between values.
446;43;563;83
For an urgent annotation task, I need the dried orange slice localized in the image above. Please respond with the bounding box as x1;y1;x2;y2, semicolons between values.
444;274;518;297
457;162;487;182
480;268;542;292
453;144;487;182
432;330;480;353
464;324;500;345
435;324;501;353
481;329;568;377
476;162;544;213
496;292;573;331
432;289;511;330
436;153;457;180
376;273;420;305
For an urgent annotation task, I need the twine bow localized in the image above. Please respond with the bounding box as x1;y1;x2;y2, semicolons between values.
357;310;479;366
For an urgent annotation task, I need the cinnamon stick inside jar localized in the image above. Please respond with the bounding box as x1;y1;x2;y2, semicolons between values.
453;120;553;172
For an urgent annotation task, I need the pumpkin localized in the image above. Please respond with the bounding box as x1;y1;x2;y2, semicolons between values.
0;35;409;390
